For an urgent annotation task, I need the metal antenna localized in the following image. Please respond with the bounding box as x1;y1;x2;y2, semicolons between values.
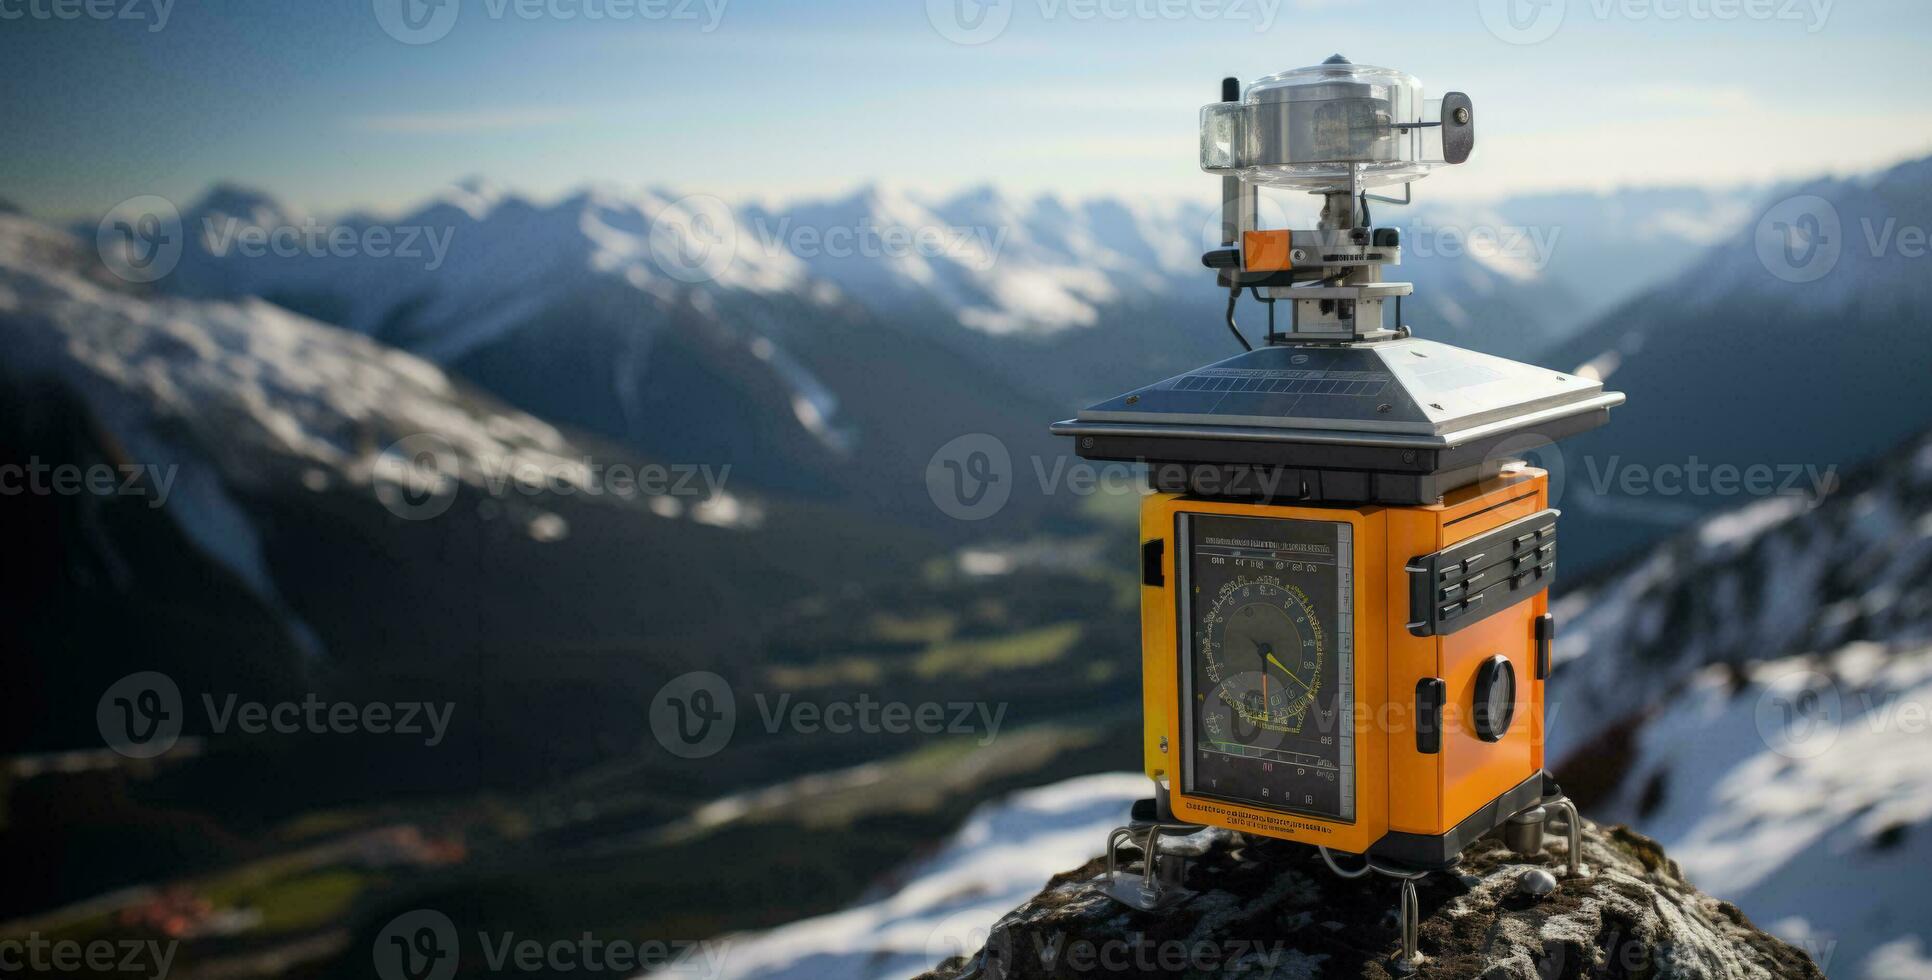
1219;76;1241;248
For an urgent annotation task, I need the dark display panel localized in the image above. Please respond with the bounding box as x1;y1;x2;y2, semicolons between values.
1179;514;1355;821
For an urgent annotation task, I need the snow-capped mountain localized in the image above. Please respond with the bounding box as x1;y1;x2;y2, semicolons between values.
741;184;1149;337
91;171;1819;580
0;210;929;775
1548;427;1932;763
139;179;1746;466
7;208;638;660
1407;186;1761;330
138;181;1078;530
745;181;1742;356
1547;427;1932;978
169;179;810;357
166;180;851;461
1539;155;1932;573
139;176;1757;356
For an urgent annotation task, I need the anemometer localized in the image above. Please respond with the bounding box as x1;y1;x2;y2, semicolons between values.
1052;56;1623;973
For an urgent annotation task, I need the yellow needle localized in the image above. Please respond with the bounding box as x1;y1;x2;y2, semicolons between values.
1266;653;1309;689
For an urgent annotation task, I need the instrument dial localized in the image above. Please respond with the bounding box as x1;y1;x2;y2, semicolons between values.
1201;578;1324;733
1180;513;1355;822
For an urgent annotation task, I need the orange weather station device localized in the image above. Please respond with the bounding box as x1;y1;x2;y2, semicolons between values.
1052;56;1622;972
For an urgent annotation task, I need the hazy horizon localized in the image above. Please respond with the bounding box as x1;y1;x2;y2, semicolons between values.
6;0;1931;220
30;150;1928;228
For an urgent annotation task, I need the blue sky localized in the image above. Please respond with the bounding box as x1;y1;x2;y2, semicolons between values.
4;0;1930;219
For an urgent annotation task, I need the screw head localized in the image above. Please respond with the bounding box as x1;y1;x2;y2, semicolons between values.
1159;737;1169;753
1454;107;1471;125
1518;868;1558;898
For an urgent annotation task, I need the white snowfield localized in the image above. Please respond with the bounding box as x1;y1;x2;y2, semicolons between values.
1594;640;1932;980
646;773;1150;980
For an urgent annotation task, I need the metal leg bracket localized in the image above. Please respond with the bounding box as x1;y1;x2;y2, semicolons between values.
1099;823;1196;910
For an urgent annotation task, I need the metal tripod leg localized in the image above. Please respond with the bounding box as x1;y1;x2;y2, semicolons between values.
1099;822;1195;910
1322;847;1428;973
1548;797;1587;878
1391;876;1421;975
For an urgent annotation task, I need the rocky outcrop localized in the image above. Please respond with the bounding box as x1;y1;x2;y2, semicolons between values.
919;817;1821;979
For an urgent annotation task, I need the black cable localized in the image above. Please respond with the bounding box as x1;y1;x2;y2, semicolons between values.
1249;287;1277;344
1224;282;1252;351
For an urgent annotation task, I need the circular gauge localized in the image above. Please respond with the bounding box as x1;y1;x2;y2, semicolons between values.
1200;576;1326;732
1474;655;1516;742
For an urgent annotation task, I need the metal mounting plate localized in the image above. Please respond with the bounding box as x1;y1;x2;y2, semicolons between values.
1095;872;1194;911
1067;339;1620;441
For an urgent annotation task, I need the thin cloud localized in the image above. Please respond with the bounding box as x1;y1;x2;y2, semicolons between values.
1627;84;1764;113
348;106;583;134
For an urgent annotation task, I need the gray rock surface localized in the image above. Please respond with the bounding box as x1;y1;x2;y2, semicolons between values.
919;817;1822;979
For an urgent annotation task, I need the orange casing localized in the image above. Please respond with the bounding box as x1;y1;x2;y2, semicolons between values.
1138;469;1550;855
1242;230;1294;272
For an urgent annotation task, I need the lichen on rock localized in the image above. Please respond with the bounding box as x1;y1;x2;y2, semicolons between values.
917;818;1822;979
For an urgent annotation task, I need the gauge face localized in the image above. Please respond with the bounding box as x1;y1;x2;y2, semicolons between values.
1179;514;1355;822
1202;581;1324;732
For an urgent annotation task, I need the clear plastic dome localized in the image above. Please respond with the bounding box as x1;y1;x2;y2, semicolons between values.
1201;57;1452;191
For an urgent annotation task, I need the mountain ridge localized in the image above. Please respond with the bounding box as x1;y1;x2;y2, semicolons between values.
1543;152;1932;570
